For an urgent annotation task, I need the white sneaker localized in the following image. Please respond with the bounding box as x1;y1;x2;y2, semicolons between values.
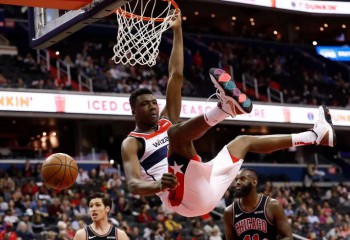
209;68;253;117
311;105;336;147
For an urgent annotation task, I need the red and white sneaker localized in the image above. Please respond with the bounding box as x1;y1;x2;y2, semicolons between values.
311;105;336;147
209;68;253;117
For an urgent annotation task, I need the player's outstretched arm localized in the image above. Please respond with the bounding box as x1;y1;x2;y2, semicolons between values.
223;205;235;240
160;13;183;123
121;137;178;195
73;229;86;240
269;199;293;240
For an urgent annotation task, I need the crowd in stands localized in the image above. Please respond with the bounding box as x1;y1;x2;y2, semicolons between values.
0;53;70;91
1;31;350;108
0;161;350;240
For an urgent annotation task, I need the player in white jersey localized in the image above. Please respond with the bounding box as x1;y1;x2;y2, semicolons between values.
121;15;336;217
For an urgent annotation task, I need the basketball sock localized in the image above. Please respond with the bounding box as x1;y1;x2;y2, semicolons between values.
292;131;317;146
204;106;230;126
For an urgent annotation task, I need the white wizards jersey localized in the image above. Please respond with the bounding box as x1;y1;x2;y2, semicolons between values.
128;118;171;182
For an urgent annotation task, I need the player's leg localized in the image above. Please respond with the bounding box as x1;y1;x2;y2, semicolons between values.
168;68;253;158
207;105;335;211
226;105;336;159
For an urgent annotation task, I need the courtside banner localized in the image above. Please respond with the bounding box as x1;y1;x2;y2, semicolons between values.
0;91;349;126
219;0;350;15
275;0;350;15
316;46;350;61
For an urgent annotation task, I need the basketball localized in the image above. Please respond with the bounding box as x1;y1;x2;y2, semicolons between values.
41;153;78;190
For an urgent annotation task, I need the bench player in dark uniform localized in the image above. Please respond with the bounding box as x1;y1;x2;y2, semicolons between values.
223;169;293;240
74;193;129;240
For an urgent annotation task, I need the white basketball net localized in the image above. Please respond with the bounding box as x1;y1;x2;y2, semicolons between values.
113;0;179;67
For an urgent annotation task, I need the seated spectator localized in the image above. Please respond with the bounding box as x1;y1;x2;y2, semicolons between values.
32;213;46;233
284;203;294;218
318;209;327;225
142;223;154;240
0;197;8;213
0;174;16;193
326;224;342;239
0;222;17;240
204;219;222;240
61;199;73;217
71;215;83;231
73;198;89;221
164;213;182;238
34;185;52;203
23;179;39;195
12;186;23;204
16;221;34;240
191;219;205;240
295;202;308;217
130;226;143;240
340;221;350;238
13;78;27;89
8;199;22;218
3;209;19;226
17;210;34;234
311;164;326;181
307;208;319;224
47;198;63;223
154;208;166;222
137;206;153;223
70;192;82;207
66;223;76;239
154;222;166;240
115;196;131;215
107;173;122;190
33;199;49;218
76;168;90;185
43;230;57;240
57;220;68;236
322;201;333;216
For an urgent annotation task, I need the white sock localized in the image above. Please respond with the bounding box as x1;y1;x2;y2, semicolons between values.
292;131;317;146
204;106;230;126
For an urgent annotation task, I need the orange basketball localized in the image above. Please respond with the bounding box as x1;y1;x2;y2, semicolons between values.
41;153;78;190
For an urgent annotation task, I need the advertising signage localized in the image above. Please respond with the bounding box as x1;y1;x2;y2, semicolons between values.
316;46;350;61
0;90;349;126
219;0;350;15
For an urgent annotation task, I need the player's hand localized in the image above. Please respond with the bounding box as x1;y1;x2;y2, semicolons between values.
159;173;178;191
170;11;182;29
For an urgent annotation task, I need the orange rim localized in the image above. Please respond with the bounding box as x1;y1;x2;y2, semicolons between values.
116;0;179;22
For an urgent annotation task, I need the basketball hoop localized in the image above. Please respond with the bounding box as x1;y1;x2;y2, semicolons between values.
112;0;180;66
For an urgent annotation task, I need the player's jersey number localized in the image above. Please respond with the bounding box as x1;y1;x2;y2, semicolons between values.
243;234;259;240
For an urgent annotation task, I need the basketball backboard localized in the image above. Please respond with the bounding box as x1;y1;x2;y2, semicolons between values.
0;0;94;10
27;0;129;49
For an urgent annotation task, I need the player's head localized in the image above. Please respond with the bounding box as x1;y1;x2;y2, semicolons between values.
233;168;259;198
88;193;112;221
129;88;159;126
